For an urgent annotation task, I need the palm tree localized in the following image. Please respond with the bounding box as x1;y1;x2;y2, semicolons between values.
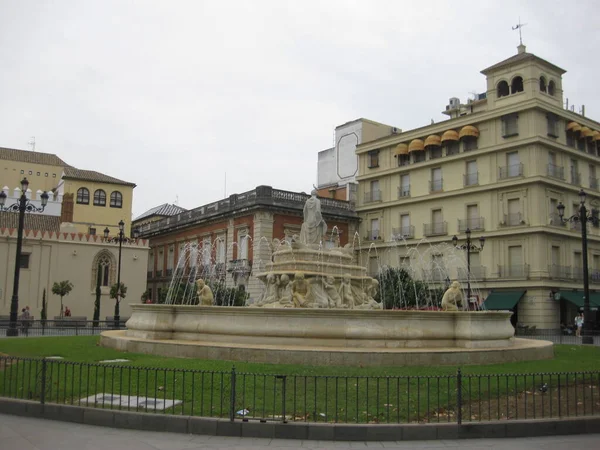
52;280;74;318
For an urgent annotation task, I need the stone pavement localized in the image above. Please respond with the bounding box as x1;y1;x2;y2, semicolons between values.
0;413;599;450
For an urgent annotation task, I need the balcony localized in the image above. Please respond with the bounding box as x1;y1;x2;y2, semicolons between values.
155;270;163;278
503;213;524;226
570;172;582;186
547;163;564;180
422;268;447;282
570;220;582;232
146;270;153;279
499;163;523;179
364;190;382;203
463;172;478;186
392;225;415;240
457;265;487;281
166;268;173;277
365;229;382;241
458;217;484;232
548;213;566;227
591;176;599;190
423;221;447;237
548;264;572;280
498;264;529;279
397;186;411;198
571;266;584;282
429;179;443;192
591;270;600;284
227;259;252;275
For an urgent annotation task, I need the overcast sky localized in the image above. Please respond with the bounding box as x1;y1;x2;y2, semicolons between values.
1;1;599;218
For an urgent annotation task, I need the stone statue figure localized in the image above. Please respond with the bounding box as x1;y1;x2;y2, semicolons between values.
277;274;293;307
292;272;311;308
338;274;355;309
356;279;383;310
299;189;327;245
255;274;279;307
441;281;463;311
323;276;341;308
196;279;214;306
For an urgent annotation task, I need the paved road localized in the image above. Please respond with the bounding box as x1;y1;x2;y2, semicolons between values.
1;414;599;450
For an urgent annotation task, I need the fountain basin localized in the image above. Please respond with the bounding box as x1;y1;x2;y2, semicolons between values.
100;305;553;366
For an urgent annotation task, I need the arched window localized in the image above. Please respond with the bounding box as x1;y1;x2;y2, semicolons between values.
539;76;547;93
497;80;509;98
76;187;89;204
511;76;524;94
110;191;123;208
548;80;556;96
91;250;116;288
93;189;106;206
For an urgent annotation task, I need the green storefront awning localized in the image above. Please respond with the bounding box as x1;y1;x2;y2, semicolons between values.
482;290;526;310
556;291;600;308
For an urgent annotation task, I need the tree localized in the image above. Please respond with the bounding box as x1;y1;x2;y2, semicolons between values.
140;288;151;304
110;282;128;302
375;267;443;310
40;288;47;326
93;263;101;327
52;280;74;318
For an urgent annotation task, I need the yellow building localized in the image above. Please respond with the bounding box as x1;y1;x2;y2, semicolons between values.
0;147;136;236
355;44;600;330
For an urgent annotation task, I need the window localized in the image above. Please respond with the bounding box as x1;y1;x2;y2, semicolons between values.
507;198;521;225
507;152;520;177
399;174;410;197
577;136;586;151
502;114;519;137
110;191;123;208
511;76;524;94
570;159;580;185
365;180;381;203
89;227;96;235
547;113;558;138
28;170;32;175
36;172;40;176
93;189;106;206
400;214;411;236
76;188;90;204
462;136;478;151
590;165;598;189
216;239;226;264
98;254;111;286
398;154;410;167
497;80;509;98
432;209;443;234
202;238;211;265
444;141;459;156
429;146;442;159
548;80;556;96
465;160;478;186
168;245;175;271
19;254;30;269
430;168;442;192
189;243;199;268
238;234;248;260
467;204;480;229
508;245;523;277
551;246;560;267
367;150;379;168
413;151;425;163
539;76;547;93
370;218;380;240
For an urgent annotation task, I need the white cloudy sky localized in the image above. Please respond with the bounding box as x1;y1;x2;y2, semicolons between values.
1;0;599;218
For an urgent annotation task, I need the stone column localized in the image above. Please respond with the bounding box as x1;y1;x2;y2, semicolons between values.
247;210;274;302
225;218;235;289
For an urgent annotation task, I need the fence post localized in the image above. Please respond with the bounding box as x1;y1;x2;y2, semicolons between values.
279;375;287;423
456;368;462;425
229;366;236;422
40;359;47;405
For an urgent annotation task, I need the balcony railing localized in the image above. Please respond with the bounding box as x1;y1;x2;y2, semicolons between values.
591;176;599;190
364;190;382;203
429;179;443;192
155;270;163;278
548;264;572;279
423;222;447;236
570;220;582;232
571;266;584;282
146;270;153;278
499;163;523;179
463;172;479;186
397;186;411;198
392;225;415;240
166;268;173;277
591;270;600;284
503;213;523;226
570;172;582;186
458;217;484;232
549;213;566;227
227;259;252;274
365;230;382;241
498;264;529;278
422;269;447;282
457;265;487;281
547;163;564;180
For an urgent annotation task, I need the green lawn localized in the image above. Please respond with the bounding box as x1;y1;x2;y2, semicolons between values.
1;337;599;424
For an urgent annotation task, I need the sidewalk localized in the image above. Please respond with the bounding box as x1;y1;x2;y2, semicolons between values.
1;413;599;450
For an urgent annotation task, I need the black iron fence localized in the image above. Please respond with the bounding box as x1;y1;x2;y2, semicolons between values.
0;356;598;425
0;320;126;338
515;329;600;346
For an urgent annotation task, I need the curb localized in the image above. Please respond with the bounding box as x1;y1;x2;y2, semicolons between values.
0;398;598;441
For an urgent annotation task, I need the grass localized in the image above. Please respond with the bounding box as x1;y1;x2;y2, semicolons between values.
1;337;599;424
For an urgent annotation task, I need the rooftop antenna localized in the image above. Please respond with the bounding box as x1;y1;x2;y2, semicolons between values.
512;17;527;46
174;195;179;206
28;136;36;151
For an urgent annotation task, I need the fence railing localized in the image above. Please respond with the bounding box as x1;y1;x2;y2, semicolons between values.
0;320;126;337
0;356;598;425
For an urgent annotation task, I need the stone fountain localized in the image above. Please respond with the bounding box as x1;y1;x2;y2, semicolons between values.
100;191;553;367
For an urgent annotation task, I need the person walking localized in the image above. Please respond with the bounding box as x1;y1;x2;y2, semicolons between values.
21;307;31;336
575;313;584;337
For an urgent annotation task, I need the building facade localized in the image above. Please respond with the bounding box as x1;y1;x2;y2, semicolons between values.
138;186;359;302
354;45;600;330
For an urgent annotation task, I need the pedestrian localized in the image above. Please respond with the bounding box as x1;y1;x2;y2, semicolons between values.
21;307;31;336
64;306;71;317
575;313;584;337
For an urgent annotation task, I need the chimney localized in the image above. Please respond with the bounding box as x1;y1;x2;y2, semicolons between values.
517;44;527;54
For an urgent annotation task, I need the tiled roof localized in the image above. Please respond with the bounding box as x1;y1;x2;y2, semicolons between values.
62;167;136;187
134;203;187;221
0;147;70;167
0;212;60;233
481;51;566;75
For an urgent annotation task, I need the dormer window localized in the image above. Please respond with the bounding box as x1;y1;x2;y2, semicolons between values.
539;76;547;93
497;80;509;98
511;76;524;94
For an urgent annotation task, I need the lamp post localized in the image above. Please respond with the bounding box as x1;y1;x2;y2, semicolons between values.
558;189;595;345
0;178;49;337
104;220;125;329
452;228;485;308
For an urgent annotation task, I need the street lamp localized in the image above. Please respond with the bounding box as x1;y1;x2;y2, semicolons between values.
558;189;596;345
104;220;125;328
451;228;485;308
0;178;49;337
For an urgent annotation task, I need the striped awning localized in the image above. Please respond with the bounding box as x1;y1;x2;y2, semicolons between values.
424;135;441;147
408;139;425;153
441;130;459;142
459;125;479;139
393;143;409;156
